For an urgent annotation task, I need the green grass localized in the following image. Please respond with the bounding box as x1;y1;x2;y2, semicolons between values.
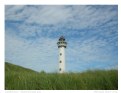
5;62;118;90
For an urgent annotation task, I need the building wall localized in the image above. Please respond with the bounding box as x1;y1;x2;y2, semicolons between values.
59;47;65;73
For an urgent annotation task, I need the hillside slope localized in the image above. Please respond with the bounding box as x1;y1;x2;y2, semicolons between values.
5;62;118;90
5;62;37;73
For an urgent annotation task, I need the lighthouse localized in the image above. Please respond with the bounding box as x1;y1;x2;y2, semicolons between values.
57;36;67;73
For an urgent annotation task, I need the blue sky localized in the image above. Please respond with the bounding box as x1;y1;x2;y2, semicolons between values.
5;5;118;73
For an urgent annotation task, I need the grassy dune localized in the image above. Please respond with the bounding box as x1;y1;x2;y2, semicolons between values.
5;62;118;90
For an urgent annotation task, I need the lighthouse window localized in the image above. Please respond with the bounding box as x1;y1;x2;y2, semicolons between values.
59;68;61;71
60;53;62;56
60;61;62;63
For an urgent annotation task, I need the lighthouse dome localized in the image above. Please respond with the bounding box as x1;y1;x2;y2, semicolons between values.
59;36;65;41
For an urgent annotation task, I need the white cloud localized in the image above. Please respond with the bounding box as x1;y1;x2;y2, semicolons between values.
5;5;26;21
17;24;41;37
66;6;117;29
66;36;117;71
25;6;72;25
5;5;117;29
5;5;72;25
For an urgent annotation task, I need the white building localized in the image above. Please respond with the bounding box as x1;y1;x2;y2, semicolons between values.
57;36;67;73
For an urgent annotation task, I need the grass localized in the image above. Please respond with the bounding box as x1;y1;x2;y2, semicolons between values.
5;62;118;90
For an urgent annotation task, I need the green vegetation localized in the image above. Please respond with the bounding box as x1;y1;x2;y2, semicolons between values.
5;62;118;90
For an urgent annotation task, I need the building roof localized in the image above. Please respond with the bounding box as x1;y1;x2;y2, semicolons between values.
59;36;65;41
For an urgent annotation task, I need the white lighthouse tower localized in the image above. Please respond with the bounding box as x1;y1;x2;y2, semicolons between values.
57;36;67;73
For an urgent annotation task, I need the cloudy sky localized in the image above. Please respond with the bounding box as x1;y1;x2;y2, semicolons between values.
5;5;118;73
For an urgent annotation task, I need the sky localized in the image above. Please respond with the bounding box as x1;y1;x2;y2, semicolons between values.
5;5;118;73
